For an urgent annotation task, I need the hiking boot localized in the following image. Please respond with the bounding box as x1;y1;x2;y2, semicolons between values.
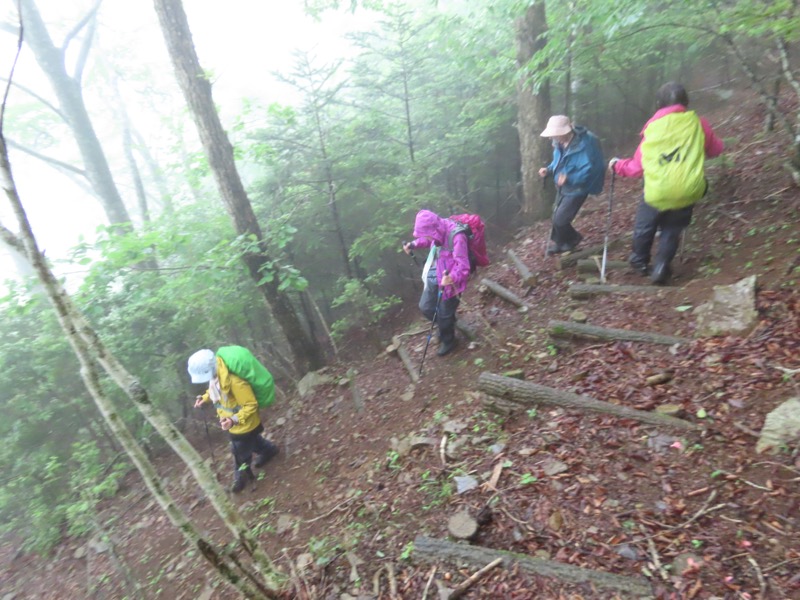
650;262;671;285
437;338;457;356
561;233;583;253
629;260;649;276
546;242;559;256
253;444;279;468
230;467;254;493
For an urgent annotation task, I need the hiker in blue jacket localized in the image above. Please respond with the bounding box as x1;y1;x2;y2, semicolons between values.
538;115;605;254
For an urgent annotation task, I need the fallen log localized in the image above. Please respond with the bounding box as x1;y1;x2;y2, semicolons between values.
479;278;529;312
387;336;420;384
577;258;628;273
414;535;654;598
478;372;699;431
548;320;690;346
506;249;537;287
569;283;668;299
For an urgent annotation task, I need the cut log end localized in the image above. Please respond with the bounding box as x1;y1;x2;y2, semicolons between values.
448;510;479;540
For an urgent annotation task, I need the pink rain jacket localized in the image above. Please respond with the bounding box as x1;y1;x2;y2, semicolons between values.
411;210;470;301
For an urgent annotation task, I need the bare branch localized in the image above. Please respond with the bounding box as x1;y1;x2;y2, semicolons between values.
60;0;100;54
0;0;23;132
0;76;67;121
71;1;100;84
5;137;87;176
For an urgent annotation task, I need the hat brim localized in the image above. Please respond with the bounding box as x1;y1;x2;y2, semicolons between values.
190;372;212;384
540;125;572;137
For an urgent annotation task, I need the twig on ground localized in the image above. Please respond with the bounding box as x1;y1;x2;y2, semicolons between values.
763;557;800;573
640;524;669;581
448;557;503;599
732;421;760;437
747;555;767;597
751;461;800;476
440;435;448;468
421;566;437;600
304;496;357;523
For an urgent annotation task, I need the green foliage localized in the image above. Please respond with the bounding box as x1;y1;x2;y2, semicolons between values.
330;270;401;339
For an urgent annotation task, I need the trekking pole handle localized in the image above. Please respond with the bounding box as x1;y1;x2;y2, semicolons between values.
402;240;414;257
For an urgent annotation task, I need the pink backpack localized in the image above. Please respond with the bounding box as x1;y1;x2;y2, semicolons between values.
447;213;490;273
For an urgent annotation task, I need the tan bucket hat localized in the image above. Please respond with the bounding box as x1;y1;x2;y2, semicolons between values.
540;115;572;137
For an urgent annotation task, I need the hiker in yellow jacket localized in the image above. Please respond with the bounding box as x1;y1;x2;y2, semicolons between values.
188;348;279;493
610;82;724;284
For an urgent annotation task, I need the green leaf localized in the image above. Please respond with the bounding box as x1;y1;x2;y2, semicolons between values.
675;305;693;312
696;408;708;419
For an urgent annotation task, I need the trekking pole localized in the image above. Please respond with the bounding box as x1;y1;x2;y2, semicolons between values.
419;271;447;377
402;240;419;266
600;171;616;283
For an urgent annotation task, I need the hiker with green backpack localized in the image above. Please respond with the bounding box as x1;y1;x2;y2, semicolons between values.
609;82;724;284
188;346;279;493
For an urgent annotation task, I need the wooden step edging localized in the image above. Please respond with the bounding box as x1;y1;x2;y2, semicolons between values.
548;320;690;346
478;372;700;431
568;283;668;299
413;535;654;598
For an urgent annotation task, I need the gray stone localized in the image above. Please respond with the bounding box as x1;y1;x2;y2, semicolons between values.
647;433;678;453
454;475;479;494
442;420;467;434
757;398;800;454
297;370;335;397
672;552;703;574
489;443;506;455
615;544;642;561
694;275;758;337
276;514;295;535
296;552;314;571
541;457;568;476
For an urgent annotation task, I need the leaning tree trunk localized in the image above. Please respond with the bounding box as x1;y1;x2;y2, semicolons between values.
18;0;132;226
515;0;553;220
153;0;325;373
1;124;280;596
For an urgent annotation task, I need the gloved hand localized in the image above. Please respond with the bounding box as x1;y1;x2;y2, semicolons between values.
608;157;619;172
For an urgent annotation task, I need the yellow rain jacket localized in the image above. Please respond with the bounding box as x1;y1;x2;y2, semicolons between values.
199;356;261;435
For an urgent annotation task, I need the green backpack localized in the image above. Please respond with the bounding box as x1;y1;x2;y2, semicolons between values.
641;110;707;211
216;345;275;408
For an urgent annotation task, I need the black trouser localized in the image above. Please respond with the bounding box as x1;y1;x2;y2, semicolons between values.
419;270;460;345
552;187;589;246
630;199;694;269
229;424;277;471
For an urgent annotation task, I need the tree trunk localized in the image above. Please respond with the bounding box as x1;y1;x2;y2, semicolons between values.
413;535;654;598
19;0;132;226
153;0;325;373
477;372;699;431
515;1;553;220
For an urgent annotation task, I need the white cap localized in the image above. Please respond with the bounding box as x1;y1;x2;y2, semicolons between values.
187;349;216;384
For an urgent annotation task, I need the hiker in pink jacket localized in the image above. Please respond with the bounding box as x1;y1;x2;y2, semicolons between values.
403;210;471;356
610;82;724;284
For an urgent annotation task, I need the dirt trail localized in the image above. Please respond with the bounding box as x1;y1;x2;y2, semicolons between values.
2;89;799;600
